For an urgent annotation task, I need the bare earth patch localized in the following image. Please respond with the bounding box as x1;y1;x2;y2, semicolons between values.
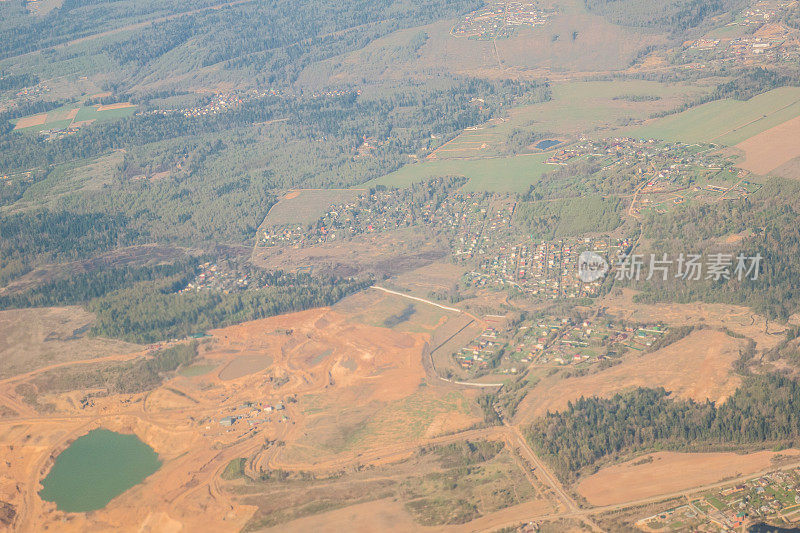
736;114;800;176
516;329;743;423
12;113;47;129
577;449;800;506
261;497;552;533
97;102;135;111
0;307;141;379
601;288;785;352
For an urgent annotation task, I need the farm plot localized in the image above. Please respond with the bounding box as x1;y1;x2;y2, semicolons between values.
9;102;136;133
369;153;552;193
736;114;800;176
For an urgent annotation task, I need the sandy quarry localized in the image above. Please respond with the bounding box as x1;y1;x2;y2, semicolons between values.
0;305;484;532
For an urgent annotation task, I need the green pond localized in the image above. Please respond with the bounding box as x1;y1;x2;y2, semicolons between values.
39;428;161;512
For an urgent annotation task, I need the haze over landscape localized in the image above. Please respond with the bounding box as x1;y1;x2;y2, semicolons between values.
3;0;800;531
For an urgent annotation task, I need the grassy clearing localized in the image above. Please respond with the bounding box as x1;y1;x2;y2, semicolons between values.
288;389;474;462
627;87;800;145
221;458;247;480
368;154;552;193
177;363;218;377
338;291;449;333
504;80;710;137
262;189;362;226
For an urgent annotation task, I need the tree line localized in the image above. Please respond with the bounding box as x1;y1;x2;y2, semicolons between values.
529;373;800;481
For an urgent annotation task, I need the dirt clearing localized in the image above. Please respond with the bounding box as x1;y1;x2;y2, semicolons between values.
0;307;141;379
515;329;744;423
601;288;785;352
577;449;800;506
218;354;274;380
97;102;135;111
736;114;800;176
13;113;47;129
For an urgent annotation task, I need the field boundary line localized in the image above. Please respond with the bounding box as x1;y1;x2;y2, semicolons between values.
369;285;462;313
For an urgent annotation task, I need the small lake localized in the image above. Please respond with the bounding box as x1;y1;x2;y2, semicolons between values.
535;139;562;150
39;428;161;512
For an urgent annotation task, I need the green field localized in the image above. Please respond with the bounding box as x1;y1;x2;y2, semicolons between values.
368;153;553;193
11;103;136;133
626;87;800;145
421;79;711;163
262;189;362;226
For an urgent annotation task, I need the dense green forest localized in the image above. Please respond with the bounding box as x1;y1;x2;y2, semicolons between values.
0;79;545;262
585;0;746;33
0;257;198;308
86;272;371;342
633;179;800;319
0;210;138;285
0;251;370;343
529;373;800;481
0;0;480;80
514;195;624;240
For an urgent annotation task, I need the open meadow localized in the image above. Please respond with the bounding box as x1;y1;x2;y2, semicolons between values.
626;87;800;146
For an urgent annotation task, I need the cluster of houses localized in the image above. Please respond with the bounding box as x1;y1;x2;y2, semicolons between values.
179;262;250;294
452;1;552;39
639;468;800;531
465;236;630;299
452;316;667;375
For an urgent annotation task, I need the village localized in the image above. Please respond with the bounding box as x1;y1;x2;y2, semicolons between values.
682;0;800;65
178;261;252;294
451;1;552;40
639;466;800;531
452;313;667;376
546;137;754;216
463;236;631;299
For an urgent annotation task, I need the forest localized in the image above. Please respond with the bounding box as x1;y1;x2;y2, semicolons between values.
0;78;547;282
514;195;624;240
634;179;800;319
85;272;371;342
584;0;746;33
0;251;371;343
529;373;800;481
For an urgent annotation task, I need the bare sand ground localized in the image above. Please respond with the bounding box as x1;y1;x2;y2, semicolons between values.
12;113;47;129
577;449;800;506
736;114;800;175
0;307;141;379
515;329;743;423
601;288;785;352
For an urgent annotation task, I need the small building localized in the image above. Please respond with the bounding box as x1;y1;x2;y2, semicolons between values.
219;416;237;427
